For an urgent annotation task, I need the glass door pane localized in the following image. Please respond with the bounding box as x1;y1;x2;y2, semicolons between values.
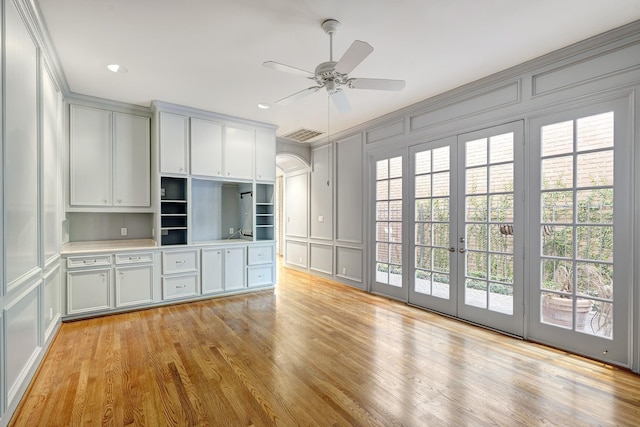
529;99;630;366
372;153;407;300
456;122;524;336
409;137;459;315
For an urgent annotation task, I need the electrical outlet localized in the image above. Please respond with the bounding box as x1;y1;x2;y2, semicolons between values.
121;227;127;236
229;227;234;235
342;267;347;275
318;215;324;223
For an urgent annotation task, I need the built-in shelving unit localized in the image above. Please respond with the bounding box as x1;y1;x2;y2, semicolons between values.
160;176;188;245
255;183;274;241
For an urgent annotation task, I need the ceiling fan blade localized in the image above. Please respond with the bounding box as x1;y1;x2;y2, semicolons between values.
334;40;373;75
275;86;321;105
349;78;406;91
330;89;351;113
263;61;315;78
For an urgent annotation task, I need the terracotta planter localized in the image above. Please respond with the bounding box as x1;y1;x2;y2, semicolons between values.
542;297;592;330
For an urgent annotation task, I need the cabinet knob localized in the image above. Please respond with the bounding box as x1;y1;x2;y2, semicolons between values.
117;199;122;204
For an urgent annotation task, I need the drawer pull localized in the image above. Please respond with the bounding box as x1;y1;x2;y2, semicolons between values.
176;285;186;289
175;260;185;264
129;256;141;261
83;260;96;265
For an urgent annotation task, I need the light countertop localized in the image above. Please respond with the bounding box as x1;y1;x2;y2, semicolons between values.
61;239;158;255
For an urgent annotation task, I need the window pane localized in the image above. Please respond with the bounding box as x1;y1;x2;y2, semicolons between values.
542;156;573;190
490;225;514;254
542;120;573;156
376;159;388;180
577;189;613;224
576;262;613;300
466;279;487;308
415;247;432;270
376;180;388;200
415;175;431;198
432;223;449;247
466;196;488;222
389;156;402;178
466;252;487;279
577;112;613;152
541;225;573;258
376;222;389;242
376;263;389;284
489;194;513;222
542;191;573;223
540;259;573;293
415;223;432;245
432;197;450;222
376;201;389;221
466;167;487;194
389;178;403;199
415;150;431;174
466;138;487;167
489;163;513;193
490;254;513;283
433;146;450;172
415;269;432;295
576;226;613;262
433;248;450;273
415;199;431;221
389;200;402;221
489;283;513;315
489;133;514;163
388;222;402;243
376;243;389;263
432;172;450;197
389;244;402;264
466;223;488;251
577;151;613;187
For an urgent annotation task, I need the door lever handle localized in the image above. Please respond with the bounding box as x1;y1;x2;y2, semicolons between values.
459;248;466;253
448;247;456;253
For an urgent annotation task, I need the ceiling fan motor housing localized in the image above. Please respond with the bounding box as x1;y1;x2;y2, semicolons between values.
314;61;349;93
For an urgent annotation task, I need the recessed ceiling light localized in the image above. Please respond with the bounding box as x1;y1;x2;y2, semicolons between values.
257;103;270;109
107;64;128;73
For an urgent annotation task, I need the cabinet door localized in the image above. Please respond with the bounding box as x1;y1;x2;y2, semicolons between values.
202;248;224;294
116;265;153;307
67;268;111;314
255;128;276;181
224;247;246;290
114;113;150;206
70;105;112;206
160;112;189;174
191;118;223;177
224;125;254;180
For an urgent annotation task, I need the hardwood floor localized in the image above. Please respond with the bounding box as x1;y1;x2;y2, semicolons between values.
10;261;640;426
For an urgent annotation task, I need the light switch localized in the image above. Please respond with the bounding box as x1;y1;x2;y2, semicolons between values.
318;215;324;223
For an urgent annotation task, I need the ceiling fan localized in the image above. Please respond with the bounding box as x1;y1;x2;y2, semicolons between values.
263;19;406;113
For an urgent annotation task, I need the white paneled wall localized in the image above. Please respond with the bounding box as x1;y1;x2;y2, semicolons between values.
1;1;64;425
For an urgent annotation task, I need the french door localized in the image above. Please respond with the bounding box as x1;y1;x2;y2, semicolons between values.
371;152;408;300
528;99;631;366
407;122;525;336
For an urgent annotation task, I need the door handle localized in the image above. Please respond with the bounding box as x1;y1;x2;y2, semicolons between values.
448;247;456;253
459;248;466;253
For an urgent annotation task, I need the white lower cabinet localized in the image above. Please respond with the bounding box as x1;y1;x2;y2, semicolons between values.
162;248;199;300
163;274;199;300
201;248;224;294
116;264;154;307
247;244;275;288
224;247;246;290
67;268;112;314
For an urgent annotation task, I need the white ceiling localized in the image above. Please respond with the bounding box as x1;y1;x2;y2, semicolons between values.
37;0;640;142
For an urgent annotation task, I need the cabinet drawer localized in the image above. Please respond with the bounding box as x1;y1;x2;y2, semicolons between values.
67;255;111;268
162;274;198;300
247;266;274;287
115;252;154;265
162;249;198;274
247;245;274;265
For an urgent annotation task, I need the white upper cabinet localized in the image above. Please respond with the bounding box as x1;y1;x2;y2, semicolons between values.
159;112;189;174
70;105;151;208
70;105;112;206
114;113;150;206
224;125;254;180
191;117;223;177
255;128;276;182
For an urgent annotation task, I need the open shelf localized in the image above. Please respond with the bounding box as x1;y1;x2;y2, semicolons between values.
161;176;188;245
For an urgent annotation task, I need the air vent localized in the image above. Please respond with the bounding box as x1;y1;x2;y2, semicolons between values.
282;128;324;143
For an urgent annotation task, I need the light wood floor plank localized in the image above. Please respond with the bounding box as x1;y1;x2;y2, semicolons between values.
9;261;640;426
